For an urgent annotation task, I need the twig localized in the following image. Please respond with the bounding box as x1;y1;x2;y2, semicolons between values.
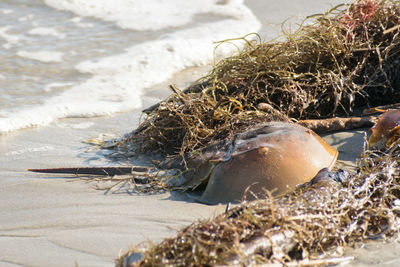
383;24;400;35
297;116;376;133
363;103;400;114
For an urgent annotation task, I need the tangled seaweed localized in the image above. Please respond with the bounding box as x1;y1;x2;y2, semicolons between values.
111;1;400;265
118;0;400;157
117;137;400;266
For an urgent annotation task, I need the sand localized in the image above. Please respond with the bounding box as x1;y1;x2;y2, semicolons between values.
2;1;400;266
0;67;227;267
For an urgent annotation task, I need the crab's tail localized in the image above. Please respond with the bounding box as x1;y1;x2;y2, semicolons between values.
28;166;152;176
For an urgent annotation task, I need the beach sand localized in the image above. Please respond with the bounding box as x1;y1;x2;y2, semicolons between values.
0;68;226;267
1;1;400;266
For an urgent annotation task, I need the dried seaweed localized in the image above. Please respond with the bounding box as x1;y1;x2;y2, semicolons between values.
117;137;400;266
118;0;400;158
112;1;400;265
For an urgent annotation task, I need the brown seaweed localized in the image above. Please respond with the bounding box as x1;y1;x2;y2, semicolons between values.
113;1;400;265
117;0;400;159
117;138;400;266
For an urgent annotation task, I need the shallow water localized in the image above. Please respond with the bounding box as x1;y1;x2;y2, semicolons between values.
0;0;259;133
1;0;136;110
2;1;400;266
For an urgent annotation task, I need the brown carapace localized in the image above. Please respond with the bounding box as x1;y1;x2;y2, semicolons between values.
368;109;400;148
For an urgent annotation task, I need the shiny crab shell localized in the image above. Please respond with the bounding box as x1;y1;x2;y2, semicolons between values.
161;122;338;204
368;109;400;148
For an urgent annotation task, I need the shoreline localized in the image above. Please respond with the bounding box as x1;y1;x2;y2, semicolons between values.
2;1;400;266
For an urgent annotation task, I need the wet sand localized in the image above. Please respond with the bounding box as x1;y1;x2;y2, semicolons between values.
0;67;226;267
2;1;400;266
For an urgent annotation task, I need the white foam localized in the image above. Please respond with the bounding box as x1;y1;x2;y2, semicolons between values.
45;0;238;31
0;0;260;133
0;26;21;48
1;9;13;15
17;50;64;63
18;14;35;22
28;27;66;39
70;17;93;28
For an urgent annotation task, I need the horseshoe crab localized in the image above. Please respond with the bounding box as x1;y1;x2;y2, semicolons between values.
29;122;338;204
368;109;400;148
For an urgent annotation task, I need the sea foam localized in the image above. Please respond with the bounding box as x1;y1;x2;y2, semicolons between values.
0;0;260;133
17;50;64;63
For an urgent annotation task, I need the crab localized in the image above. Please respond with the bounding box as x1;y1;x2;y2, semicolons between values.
30;122;338;205
368;109;400;148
